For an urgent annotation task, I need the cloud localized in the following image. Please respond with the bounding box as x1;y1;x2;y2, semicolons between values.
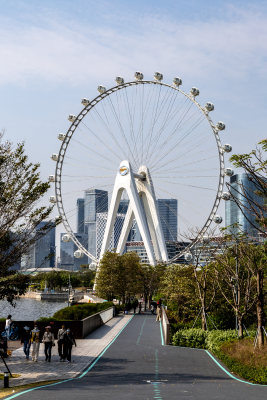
0;6;266;89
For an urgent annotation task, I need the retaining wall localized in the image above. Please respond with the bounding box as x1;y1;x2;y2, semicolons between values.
0;307;114;340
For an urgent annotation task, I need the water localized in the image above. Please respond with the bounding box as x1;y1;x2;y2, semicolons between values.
0;298;66;321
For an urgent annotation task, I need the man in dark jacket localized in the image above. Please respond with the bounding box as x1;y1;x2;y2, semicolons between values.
62;329;76;363
21;326;31;360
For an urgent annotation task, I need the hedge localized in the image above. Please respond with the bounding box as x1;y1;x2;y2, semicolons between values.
38;302;114;321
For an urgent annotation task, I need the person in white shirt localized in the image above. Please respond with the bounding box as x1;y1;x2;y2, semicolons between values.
5;315;12;339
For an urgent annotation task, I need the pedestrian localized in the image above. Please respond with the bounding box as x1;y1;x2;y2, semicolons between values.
63;328;76;363
42;326;55;362
57;324;66;361
156;304;162;322
21;326;31;360
5;315;12;339
133;298;138;314
30;323;41;362
138;301;142;314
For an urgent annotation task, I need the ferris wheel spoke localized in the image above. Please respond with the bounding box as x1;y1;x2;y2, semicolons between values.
149;114;206;171
146;98;195;165
78;120;124;163
151;154;218;174
106;95;139;168
145;91;187;164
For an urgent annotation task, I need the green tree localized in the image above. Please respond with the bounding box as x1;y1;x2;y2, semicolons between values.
141;263;166;308
0;134;55;302
212;241;257;338
160;264;197;323
95;251;143;302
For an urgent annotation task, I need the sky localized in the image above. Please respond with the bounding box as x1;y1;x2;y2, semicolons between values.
0;0;266;257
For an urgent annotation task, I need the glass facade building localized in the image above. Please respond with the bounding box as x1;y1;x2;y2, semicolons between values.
76;198;85;234
84;189;108;259
60;232;88;271
21;221;56;269
225;173;266;237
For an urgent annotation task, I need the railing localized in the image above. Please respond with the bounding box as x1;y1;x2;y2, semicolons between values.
161;306;170;345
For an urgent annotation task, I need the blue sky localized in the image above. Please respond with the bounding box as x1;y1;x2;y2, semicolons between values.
0;0;266;252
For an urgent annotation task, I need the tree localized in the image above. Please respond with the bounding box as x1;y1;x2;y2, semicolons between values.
239;242;267;348
141;263;165;309
95;251;143;302
0;133;54;302
212;241;257;338
228;139;267;237
160;264;197;322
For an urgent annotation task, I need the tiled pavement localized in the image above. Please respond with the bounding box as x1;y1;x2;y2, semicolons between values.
1;314;132;387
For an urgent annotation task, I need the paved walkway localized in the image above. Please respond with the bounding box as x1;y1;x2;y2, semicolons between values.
0;314;131;387
5;312;267;400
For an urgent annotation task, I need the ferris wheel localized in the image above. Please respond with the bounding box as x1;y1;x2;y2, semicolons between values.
50;72;233;266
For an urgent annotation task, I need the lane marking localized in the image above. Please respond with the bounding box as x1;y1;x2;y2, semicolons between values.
136;315;148;345
159;321;164;346
205;350;267;387
4;315;135;399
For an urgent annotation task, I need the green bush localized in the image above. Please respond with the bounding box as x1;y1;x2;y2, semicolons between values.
205;330;237;352
51;302;113;321
172;328;208;349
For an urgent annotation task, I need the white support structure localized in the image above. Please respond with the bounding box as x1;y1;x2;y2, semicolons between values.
100;160;168;264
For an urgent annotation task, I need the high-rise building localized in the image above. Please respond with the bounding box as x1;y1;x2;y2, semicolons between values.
225;173;266;237
96;212;126;258
60;232;88;271
21;222;56;269
77;198;85;234
84;189;108;258
157;199;178;241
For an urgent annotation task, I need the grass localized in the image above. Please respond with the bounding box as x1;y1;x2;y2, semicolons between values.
0;380;60;398
221;337;267;369
0;374;20;380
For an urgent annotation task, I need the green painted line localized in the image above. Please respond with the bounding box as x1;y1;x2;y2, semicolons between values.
136;315;148;345
159;321;164;346
205;350;267;387
4;315;135;400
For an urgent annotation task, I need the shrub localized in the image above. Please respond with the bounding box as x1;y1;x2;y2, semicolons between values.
172;328;207;349
50;302;113;321
205;330;237;352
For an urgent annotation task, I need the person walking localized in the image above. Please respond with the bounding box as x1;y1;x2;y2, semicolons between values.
5;315;12;339
133;298;138;314
63;329;76;363
42;326;55;362
138;301;142;314
21;326;31;360
30;323;41;362
57;324;66;361
156;304;162;322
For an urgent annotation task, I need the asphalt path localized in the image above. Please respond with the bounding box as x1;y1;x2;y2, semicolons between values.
6;313;267;400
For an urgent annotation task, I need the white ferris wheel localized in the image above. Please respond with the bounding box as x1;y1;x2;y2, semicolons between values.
50;72;233;267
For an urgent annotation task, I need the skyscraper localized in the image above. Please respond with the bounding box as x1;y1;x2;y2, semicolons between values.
84;189;108;258
157;199;178;241
21;221;56;269
225;173;266;237
60;232;88;271
77;198;85;234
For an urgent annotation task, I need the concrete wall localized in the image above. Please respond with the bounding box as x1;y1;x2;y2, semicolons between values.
0;307;115;340
161;306;170;345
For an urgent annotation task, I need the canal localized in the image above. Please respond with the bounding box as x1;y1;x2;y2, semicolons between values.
0;298;66;320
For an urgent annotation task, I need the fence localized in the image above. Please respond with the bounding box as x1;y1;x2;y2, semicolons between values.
161;306;170;345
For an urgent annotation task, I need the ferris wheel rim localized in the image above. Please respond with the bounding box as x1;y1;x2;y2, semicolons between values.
54;78;225;264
